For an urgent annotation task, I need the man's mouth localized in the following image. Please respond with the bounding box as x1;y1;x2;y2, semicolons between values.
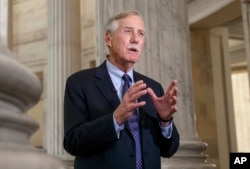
128;48;138;52
127;45;140;52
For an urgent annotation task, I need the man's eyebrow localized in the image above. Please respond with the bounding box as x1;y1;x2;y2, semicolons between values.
122;26;133;29
122;26;145;32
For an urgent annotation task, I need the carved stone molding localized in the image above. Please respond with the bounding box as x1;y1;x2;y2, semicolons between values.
0;39;66;169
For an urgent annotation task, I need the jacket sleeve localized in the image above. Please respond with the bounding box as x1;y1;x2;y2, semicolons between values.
159;122;180;157
63;76;118;156
147;80;180;158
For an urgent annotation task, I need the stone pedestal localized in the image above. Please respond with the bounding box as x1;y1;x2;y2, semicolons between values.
0;39;65;168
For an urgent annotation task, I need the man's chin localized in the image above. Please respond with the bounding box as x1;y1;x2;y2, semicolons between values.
128;56;140;63
128;59;139;64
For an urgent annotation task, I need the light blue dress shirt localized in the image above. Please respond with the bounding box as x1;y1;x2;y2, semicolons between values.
106;60;173;139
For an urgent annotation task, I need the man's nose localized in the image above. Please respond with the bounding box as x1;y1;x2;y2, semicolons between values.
130;32;139;43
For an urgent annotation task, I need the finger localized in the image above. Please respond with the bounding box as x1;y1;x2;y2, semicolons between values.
165;86;177;101
124;101;146;114
168;96;177;106
172;86;178;97
147;87;157;100
133;80;144;87
130;89;147;101
122;80;145;98
171;105;178;113
134;101;146;109
166;80;177;95
127;81;147;99
131;81;147;92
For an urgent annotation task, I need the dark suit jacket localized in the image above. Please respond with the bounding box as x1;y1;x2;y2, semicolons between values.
63;61;179;169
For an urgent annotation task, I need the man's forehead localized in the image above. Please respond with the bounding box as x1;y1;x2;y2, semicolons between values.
120;26;145;32
117;16;145;31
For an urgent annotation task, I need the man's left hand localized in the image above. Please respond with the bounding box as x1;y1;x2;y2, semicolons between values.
147;80;178;124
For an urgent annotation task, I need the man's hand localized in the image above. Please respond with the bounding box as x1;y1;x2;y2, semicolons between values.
114;80;147;125
147;80;178;125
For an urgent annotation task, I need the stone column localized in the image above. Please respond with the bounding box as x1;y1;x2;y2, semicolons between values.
241;0;250;91
0;0;11;48
46;0;81;164
0;37;65;168
190;29;220;167
96;0;216;168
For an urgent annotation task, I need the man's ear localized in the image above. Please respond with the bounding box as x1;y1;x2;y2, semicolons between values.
105;32;112;48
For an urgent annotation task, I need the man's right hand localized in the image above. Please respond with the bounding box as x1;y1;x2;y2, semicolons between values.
114;80;147;125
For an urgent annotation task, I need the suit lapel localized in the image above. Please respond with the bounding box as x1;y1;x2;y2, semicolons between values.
95;61;120;110
133;71;150;109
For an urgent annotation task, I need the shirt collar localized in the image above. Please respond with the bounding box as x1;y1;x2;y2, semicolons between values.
106;59;134;82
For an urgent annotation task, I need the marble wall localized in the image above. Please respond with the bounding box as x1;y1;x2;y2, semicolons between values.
12;0;47;72
80;0;96;69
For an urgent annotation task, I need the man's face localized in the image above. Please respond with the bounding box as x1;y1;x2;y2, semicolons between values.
106;15;145;66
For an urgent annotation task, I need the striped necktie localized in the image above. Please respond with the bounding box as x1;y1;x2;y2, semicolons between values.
122;74;143;169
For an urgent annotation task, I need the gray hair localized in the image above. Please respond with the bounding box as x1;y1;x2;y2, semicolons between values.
105;10;141;35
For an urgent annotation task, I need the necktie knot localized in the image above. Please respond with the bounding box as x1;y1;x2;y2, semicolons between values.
122;74;131;96
122;74;131;83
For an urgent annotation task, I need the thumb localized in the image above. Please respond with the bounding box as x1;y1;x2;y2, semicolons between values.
147;88;157;100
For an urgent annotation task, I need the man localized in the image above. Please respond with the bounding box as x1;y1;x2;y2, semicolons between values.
63;10;179;169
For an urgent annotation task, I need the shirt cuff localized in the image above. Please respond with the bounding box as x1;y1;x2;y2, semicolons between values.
160;122;173;139
113;114;125;138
